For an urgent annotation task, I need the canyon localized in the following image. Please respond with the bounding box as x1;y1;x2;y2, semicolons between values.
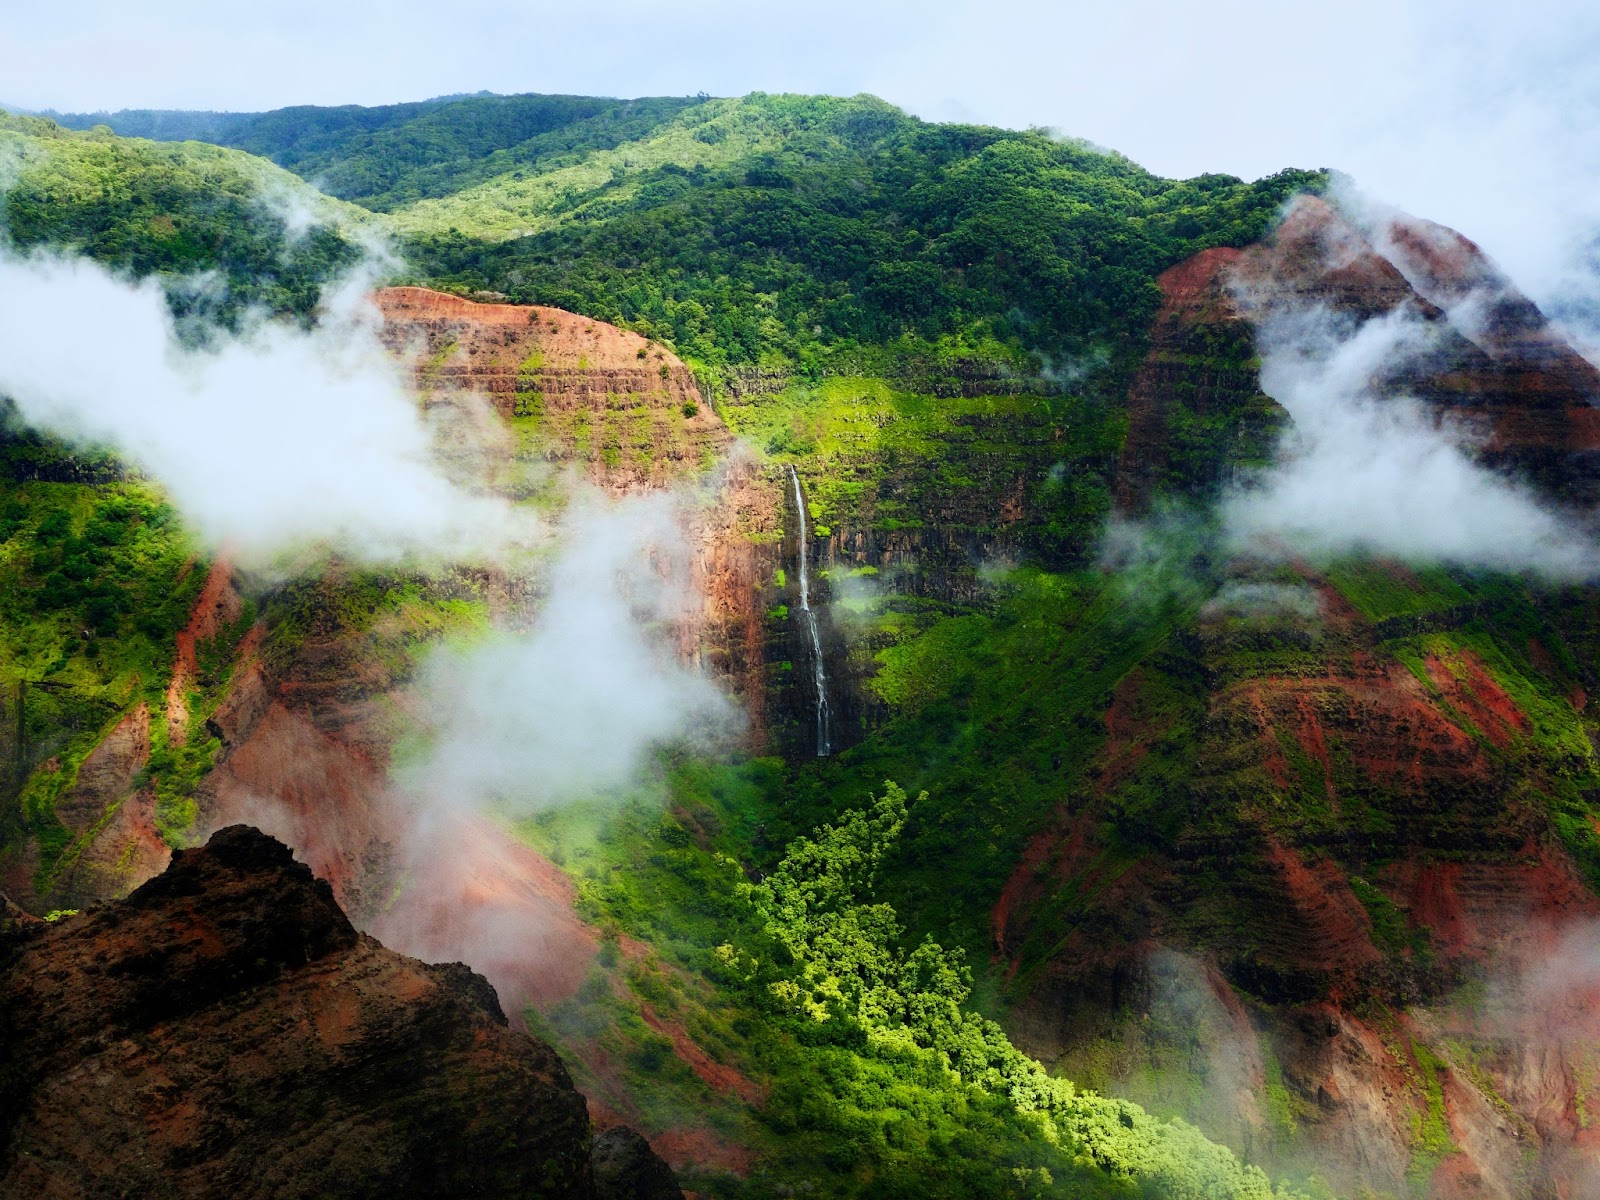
3;191;1599;1197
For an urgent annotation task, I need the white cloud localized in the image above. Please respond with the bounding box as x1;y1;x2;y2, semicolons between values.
1221;302;1598;577
394;490;736;816
0;248;525;564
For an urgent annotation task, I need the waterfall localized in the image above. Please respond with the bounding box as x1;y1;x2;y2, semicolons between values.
788;465;833;757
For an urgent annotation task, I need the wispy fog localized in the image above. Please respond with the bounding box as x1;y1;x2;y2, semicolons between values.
1220;302;1599;578
0;249;523;565
368;490;737;1008
395;490;736;818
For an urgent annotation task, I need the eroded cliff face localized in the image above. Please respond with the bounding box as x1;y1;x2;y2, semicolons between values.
0;824;605;1199
994;560;1600;1196
1010;196;1600;1197
1112;246;1283;511
374;286;729;491
375;286;779;733
1117;195;1600;514
0;293;778;1177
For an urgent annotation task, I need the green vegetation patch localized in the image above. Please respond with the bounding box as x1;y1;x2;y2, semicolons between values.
405;93;1323;373
519;770;1307;1198
1322;560;1471;623
0;114;366;322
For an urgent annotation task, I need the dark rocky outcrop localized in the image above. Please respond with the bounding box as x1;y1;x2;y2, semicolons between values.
591;1127;686;1200
0;824;678;1200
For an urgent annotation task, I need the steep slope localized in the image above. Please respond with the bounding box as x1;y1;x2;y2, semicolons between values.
0;112;369;321
0;290;764;919
0;824;612;1199
0;277;1307;1196
1116;194;1600;510
101;294;776;1178
373;285;727;489
984;561;1600;1196
49;93;703;211
976;200;1600;1196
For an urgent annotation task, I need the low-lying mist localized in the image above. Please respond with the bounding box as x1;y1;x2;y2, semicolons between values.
0;247;525;565
366;490;738;999
395;490;736;818
1221;301;1598;578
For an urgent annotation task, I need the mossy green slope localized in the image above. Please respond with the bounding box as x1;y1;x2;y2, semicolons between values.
52;92;705;212
0;111;369;321
399;93;1322;371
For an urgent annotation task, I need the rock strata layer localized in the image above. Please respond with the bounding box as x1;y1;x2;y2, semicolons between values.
0;824;679;1200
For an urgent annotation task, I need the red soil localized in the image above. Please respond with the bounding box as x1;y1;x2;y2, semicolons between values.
1222;655;1497;803
1119;194;1600;512
1423;649;1530;750
1258;839;1381;980
165;559;242;742
638;1003;766;1108
1097;669;1155;794
202;698;389;904
373;286;729;494
990;810;1162;991
370;815;600;1017
53;704;149;833
651;1128;755;1177
1383;840;1600;963
991;810;1070;957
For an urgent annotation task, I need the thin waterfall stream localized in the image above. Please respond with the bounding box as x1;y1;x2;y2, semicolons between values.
788;464;833;756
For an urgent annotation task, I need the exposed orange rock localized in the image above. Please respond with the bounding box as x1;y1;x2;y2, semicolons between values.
638;1001;767;1108
166;558;243;742
1257;839;1382;982
374;286;730;493
375;287;778;742
1117;194;1600;513
368;815;602;1017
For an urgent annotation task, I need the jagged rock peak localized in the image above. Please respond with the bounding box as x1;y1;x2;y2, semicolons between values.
0;824;680;1200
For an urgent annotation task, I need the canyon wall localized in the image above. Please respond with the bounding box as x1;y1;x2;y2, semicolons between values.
0;824;686;1199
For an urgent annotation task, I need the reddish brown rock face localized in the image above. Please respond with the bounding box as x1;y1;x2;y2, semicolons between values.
0;825;599;1199
373;286;730;493
1112;245;1281;510
1117;194;1600;513
372;287;776;734
993;548;1600;1195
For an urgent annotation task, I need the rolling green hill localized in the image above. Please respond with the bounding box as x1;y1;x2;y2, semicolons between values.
395;93;1318;373
0;111;369;320
48;91;704;210
45;91;1320;372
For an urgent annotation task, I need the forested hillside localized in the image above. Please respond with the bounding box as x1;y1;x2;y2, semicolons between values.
4;91;1599;1200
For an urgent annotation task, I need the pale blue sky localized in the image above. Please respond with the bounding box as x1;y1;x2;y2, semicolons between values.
6;0;1600;320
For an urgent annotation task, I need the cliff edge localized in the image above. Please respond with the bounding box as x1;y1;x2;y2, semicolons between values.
0;824;681;1200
